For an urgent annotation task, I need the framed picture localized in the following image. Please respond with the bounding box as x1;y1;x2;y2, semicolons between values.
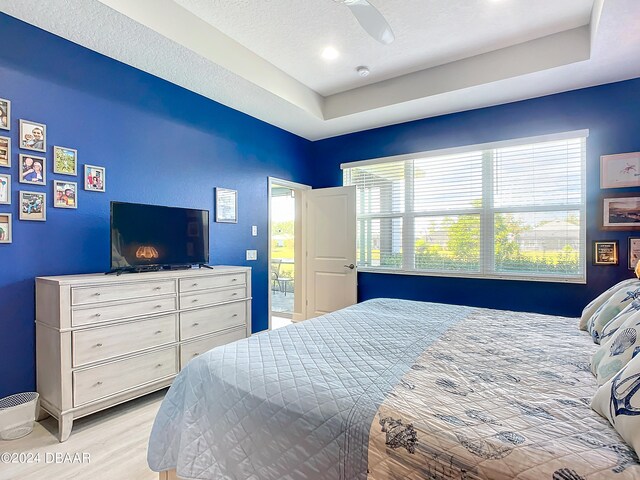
19;119;46;152
601;152;640;189
20;191;46;221
19;154;46;185
0;213;12;243
84;165;105;192
603;195;640;230
593;240;619;266
53;146;78;176
215;187;237;223
0;173;10;205
53;180;77;209
0;136;9;167
629;237;640;270
0;98;10;131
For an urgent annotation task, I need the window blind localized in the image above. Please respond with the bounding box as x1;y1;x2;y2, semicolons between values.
342;132;587;282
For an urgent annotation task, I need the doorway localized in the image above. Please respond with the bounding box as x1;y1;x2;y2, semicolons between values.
268;177;310;329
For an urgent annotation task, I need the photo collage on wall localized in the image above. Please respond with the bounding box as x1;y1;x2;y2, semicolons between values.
0;95;106;244
597;151;640;269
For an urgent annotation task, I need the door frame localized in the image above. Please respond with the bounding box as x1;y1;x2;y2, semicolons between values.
267;177;311;330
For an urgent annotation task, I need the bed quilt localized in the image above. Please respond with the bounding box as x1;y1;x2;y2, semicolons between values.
147;299;640;480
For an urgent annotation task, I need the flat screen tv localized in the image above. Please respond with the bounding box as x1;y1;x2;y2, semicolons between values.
110;202;209;271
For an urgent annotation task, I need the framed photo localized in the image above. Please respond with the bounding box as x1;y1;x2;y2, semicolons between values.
19;119;46;152
593;240;619;266
0;173;10;205
84;165;105;192
215;187;237;223
53;180;77;209
603;195;640;230
0;98;10;130
629;237;640;270
0;136;10;167
601;152;640;189
19;154;46;185
53;146;78;176
20;191;46;221
0;213;12;243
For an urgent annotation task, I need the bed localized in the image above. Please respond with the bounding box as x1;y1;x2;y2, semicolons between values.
147;298;640;479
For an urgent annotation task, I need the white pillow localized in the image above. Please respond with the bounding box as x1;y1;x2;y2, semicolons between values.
587;281;640;343
580;278;638;331
600;303;640;346
591;353;640;459
592;313;640;385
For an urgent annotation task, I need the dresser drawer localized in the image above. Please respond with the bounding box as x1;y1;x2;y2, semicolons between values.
72;314;178;367
72;296;177;327
179;273;246;294
72;280;176;306
73;346;178;406
180;302;246;340
180;328;246;368
180;287;246;310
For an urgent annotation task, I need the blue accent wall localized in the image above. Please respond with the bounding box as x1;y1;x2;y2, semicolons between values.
311;78;640;318
0;14;313;398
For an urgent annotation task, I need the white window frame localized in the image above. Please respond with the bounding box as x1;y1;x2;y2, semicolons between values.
342;130;588;284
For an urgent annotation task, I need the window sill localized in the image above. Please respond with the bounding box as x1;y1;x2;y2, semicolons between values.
356;267;587;285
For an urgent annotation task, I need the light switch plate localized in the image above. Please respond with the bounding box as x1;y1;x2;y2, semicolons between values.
246;249;257;261
251;225;258;236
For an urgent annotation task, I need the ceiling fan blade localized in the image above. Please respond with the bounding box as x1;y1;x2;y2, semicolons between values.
344;0;395;45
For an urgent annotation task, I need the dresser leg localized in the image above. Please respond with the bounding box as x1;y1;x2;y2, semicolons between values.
58;413;73;442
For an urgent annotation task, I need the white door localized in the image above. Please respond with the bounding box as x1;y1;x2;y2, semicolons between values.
305;186;357;319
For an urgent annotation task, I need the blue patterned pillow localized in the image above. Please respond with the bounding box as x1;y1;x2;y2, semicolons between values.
591;353;640;459
592;313;640;385
580;279;638;331
587;282;640;344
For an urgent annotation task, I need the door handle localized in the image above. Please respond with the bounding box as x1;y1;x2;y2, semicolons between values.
344;264;355;270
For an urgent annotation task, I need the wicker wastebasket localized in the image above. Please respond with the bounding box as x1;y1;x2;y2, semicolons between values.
0;392;39;440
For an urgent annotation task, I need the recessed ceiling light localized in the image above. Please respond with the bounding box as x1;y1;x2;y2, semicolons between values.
321;47;340;61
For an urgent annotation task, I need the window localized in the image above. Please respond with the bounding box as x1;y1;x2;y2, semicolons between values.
342;131;587;283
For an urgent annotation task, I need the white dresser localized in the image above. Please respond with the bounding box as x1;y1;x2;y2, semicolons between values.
35;266;251;442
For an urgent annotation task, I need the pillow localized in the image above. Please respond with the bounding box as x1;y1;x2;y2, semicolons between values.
592;312;640;385
579;278;638;331
591;353;640;459
587;281;640;343
599;302;640;347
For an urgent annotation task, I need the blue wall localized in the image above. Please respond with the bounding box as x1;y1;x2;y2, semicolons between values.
311;78;640;318
0;14;313;397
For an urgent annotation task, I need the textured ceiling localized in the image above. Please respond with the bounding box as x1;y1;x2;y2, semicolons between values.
174;0;594;96
1;0;640;141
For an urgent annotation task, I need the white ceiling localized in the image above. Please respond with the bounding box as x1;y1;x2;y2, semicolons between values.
174;0;594;96
1;0;639;141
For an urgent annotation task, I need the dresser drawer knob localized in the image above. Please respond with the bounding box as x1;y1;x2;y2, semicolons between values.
231;293;238;296
95;313;101;317
231;278;237;282
95;343;103;347
232;314;238;317
154;330;162;334
192;322;199;327
94;292;101;297
155;363;163;368
95;381;103;386
192;283;198;287
192;299;199;303
154;304;162;308
192;353;200;358
153;286;162;291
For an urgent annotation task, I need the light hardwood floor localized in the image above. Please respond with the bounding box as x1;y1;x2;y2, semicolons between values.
0;389;166;480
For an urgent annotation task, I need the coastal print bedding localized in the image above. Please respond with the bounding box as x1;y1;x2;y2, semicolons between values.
580;278;638;331
148;299;640;480
587;282;640;343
